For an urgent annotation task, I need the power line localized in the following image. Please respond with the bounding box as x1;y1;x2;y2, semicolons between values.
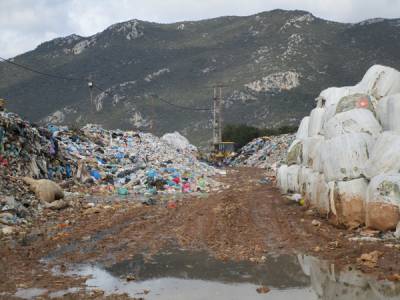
0;56;84;82
155;97;211;111
0;56;212;111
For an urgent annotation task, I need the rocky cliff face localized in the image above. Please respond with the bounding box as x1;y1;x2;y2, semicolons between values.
1;9;400;145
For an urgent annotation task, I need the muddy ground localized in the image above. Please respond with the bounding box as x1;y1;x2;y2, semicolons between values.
1;168;400;299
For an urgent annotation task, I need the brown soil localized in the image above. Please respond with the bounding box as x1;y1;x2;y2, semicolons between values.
2;167;400;299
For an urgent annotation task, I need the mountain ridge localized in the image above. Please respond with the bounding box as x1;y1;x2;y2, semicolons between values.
1;9;400;145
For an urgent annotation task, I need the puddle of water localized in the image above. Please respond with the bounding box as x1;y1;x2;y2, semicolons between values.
20;249;400;299
299;254;400;300
74;266;315;300
47;287;80;298
56;249;315;299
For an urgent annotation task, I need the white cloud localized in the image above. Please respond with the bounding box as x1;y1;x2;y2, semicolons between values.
1;0;400;58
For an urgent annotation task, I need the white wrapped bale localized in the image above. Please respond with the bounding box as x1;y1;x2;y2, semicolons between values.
366;173;400;231
321;133;373;182
323;109;382;139
356;65;400;100
302;171;329;214
376;95;391;130
301;135;324;171
335;94;375;115
299;166;313;195
375;94;400;132
301;171;317;205
296;116;310;140
287;139;302;166
329;178;368;227
310;173;330;214
287;164;300;193
363;131;400;179
277;164;289;194
319;86;363;122
308;108;325;137
387;94;400;132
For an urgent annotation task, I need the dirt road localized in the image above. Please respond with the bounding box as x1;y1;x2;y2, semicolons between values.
1;168;400;298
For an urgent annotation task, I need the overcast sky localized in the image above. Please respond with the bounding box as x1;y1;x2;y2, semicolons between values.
1;0;400;58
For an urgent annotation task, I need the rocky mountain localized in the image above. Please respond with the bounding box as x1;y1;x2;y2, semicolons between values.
1;9;400;145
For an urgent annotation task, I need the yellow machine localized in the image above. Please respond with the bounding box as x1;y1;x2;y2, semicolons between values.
211;142;235;162
0;98;5;111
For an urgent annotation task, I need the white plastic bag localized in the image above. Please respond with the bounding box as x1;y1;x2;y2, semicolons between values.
321;133;373;181
323;109;382;139
363;131;400;179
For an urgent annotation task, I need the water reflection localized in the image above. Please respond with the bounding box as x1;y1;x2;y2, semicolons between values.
298;254;400;300
15;249;400;299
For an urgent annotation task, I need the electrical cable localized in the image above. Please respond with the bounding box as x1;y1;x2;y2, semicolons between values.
0;56;212;111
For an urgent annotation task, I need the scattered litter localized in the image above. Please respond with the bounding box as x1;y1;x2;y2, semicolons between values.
256;286;270;294
357;250;383;268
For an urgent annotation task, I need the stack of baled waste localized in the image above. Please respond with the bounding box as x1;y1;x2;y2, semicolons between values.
229;134;295;174
277;65;400;231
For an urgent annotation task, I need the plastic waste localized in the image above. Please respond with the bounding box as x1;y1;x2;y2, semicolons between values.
117;187;129;196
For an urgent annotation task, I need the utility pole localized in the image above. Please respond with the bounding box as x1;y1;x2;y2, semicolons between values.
151;95;155;135
212;84;225;145
88;80;94;112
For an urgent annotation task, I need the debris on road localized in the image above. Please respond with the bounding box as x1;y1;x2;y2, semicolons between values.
256;286;270;294
357;250;383;268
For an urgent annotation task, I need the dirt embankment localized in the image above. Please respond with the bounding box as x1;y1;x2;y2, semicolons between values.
2;168;400;297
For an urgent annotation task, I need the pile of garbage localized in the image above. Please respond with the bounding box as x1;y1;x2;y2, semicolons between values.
57;124;220;196
277;65;400;231
0;111;60;233
228;134;295;174
0;111;223;235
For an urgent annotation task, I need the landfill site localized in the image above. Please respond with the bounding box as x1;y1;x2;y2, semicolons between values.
2;63;400;299
2;6;400;299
